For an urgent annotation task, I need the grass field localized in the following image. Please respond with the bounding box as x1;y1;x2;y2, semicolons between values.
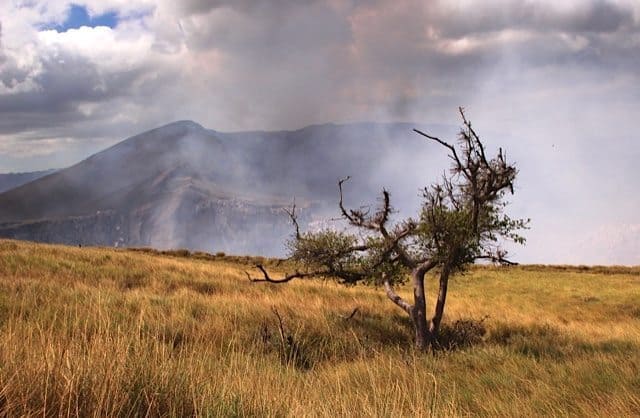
0;239;638;417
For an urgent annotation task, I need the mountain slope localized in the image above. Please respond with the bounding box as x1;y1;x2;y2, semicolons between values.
0;120;450;255
0;169;57;193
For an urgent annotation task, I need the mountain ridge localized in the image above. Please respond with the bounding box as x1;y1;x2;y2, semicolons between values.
0;169;58;194
0;120;452;255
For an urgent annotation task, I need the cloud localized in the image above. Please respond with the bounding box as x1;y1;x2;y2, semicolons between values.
435;0;635;37
0;0;638;264
0;25;156;134
3;0;638;134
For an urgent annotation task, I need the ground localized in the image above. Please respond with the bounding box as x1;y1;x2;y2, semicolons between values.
0;240;638;416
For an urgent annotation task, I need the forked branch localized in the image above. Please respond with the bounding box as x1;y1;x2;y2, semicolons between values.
247;264;323;283
413;128;470;179
338;176;393;232
283;201;302;240
477;250;518;266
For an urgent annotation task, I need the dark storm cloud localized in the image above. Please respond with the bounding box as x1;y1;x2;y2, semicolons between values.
175;0;322;16
0;51;153;135
2;57;127;112
433;0;635;38
179;1;351;54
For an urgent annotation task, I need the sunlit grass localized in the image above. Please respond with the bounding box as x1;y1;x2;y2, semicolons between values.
0;239;638;416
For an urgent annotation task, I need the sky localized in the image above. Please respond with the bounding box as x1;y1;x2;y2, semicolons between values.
0;0;638;265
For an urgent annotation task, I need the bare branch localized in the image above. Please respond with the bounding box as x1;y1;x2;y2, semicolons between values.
459;107;493;168
460;107;490;168
384;278;413;315
248;264;323;283
413;128;458;160
413;128;469;179
283;200;302;240
338;176;354;222
458;106;469;125
338;176;393;232
476;254;518;266
377;189;391;233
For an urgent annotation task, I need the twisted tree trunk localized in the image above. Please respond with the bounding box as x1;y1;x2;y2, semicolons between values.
383;262;436;351
411;267;430;350
429;264;452;345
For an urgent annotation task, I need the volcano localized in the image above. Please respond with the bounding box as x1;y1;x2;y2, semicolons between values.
0;121;448;255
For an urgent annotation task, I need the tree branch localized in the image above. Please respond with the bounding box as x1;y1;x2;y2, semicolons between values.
386;222;418;269
413;128;470;179
383;278;413;315
338;176;393;232
337;175;419;270
247;264;324;283
415;259;438;276
377;189;392;234
476;254;518;266
338;176;356;222
283;200;302;240
459;107;490;168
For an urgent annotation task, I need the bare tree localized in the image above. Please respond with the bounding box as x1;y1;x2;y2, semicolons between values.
249;108;528;350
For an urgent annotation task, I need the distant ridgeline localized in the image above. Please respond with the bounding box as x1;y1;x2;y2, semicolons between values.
0;121;452;256
0;169;57;194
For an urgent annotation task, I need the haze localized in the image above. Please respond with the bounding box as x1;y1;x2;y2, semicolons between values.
0;0;638;265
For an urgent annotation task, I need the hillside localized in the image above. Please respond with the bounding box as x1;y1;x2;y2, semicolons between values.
0;121;450;256
0;169;56;193
0;239;638;416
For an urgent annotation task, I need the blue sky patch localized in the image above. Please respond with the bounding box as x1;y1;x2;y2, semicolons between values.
45;4;119;31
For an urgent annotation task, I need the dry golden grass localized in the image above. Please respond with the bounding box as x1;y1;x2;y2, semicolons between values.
0;239;638;417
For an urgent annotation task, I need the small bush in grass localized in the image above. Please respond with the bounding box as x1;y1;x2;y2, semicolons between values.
163;249;191;257
437;317;488;350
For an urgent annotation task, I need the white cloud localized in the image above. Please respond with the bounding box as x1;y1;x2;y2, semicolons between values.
0;0;638;264
37;26;154;71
